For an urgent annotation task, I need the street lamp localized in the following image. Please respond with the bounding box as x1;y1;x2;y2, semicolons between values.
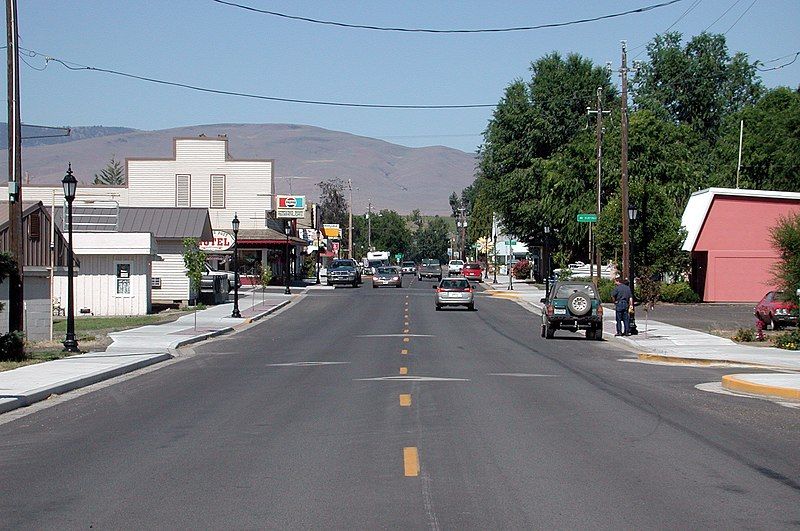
62;164;79;352
543;226;551;294
627;204;639;335
284;221;292;295
231;213;241;318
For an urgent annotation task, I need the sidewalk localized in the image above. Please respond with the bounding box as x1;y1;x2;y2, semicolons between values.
482;274;800;402
0;286;304;414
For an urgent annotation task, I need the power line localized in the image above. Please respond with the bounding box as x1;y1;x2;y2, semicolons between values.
724;0;758;35
212;0;688;34
755;51;800;71
21;47;495;109
631;0;702;58
703;0;743;31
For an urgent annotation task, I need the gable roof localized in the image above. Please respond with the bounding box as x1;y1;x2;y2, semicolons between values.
681;188;800;251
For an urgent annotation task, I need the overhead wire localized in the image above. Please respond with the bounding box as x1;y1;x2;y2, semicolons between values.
211;0;688;34
631;0;702;59
723;0;758;34
755;51;799;71
703;0;743;31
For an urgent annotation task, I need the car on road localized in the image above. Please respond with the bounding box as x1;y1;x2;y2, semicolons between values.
327;261;359;287
755;290;798;330
329;259;362;284
417;259;442;281
401;261;417;275
434;277;475;311
373;266;402;288
462;262;483;282
540;280;603;340
448;259;465;275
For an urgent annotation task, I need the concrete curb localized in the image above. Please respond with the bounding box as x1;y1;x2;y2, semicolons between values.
168;327;235;350
0;352;173;414
636;352;777;368
242;300;291;325
721;374;800;401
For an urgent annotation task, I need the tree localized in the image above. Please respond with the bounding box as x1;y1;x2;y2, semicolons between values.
317;178;349;252
370;209;411;258
633;32;763;141
182;237;206;305
771;213;800;306
413;216;450;263
93;155;126;185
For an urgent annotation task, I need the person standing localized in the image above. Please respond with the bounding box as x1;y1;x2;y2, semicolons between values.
611;277;633;336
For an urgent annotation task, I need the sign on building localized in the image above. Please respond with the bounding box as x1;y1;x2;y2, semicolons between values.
322;224;341;239
276;195;307;219
199;230;234;252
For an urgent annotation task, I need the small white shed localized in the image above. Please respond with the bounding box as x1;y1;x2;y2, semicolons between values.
54;233;156;316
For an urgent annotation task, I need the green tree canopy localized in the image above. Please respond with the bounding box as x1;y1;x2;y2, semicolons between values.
93;155;126;185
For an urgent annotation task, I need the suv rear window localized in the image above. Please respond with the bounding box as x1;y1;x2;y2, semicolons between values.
402;262;416;267
554;283;599;299
464;263;480;268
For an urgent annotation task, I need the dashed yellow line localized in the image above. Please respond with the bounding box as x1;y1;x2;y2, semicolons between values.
399;394;412;407
403;328;410;333
401;349;408;355
399;367;408;375
403;447;420;477
403;337;410;343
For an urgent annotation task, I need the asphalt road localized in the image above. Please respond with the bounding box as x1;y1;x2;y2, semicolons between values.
1;277;798;529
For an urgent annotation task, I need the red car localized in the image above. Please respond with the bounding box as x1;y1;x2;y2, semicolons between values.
754;291;798;330
462;262;483;282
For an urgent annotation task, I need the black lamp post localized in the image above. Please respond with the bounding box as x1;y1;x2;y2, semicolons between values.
315;229;321;285
284;221;292;295
627;204;638;335
231;213;241;318
62;165;79;352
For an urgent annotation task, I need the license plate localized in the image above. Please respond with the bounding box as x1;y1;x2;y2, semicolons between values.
554;309;566;315
448;292;461;298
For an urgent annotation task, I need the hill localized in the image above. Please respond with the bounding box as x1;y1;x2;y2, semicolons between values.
0;123;477;215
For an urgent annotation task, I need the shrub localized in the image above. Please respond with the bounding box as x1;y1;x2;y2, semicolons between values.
512;259;532;279
732;328;755;342
773;329;800;350
597;278;615;303
659;282;700;303
0;331;26;362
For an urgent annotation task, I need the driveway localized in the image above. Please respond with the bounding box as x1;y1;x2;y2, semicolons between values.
630;303;756;334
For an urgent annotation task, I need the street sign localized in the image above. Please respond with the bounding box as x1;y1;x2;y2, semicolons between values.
577;213;597;223
505;240;517;245
395;253;403;261
276;195;307;219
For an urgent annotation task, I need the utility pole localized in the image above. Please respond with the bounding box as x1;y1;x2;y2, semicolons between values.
619;41;631;284
367;199;372;251
587;86;611;284
458;206;466;260
347;179;353;259
7;0;24;349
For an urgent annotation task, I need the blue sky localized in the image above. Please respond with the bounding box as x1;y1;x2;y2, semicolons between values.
12;0;800;153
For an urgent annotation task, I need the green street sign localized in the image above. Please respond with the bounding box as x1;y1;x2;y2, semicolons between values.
577;213;598;223
395;253;403;260
506;240;517;245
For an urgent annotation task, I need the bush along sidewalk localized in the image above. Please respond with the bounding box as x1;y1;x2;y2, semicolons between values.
773;329;800;350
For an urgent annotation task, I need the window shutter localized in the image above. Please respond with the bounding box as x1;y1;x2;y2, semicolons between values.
176;174;191;207
210;174;225;208
29;211;41;241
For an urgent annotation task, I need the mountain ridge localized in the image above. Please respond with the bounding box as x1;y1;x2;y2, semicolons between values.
0;123;476;215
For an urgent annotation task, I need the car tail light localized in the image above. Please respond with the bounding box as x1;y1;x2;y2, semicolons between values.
436;288;444;293
597;305;603;317
546;305;554;316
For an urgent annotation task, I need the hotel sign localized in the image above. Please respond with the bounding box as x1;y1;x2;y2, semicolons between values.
199;230;234;252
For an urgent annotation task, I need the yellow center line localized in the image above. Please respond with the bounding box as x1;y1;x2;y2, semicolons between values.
401;349;408;355
403;337;410;343
404;321;409;326
404;328;410;333
399;367;408;375
399;394;412;406
403;447;420;477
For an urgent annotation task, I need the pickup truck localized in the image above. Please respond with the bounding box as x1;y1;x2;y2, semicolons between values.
417;259;442;281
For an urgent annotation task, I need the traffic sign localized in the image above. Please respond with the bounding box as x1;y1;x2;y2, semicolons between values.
577;213;597;223
505;240;517;245
395;253;403;261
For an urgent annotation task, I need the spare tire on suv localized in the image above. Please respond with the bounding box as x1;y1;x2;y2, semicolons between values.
540;281;603;340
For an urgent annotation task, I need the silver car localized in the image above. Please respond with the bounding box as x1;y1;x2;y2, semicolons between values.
435;277;475;311
372;266;403;288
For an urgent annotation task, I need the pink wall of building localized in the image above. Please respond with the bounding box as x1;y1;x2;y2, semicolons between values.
693;196;800;302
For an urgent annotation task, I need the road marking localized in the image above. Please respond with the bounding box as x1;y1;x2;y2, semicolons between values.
266;361;350;367
404;321;409;326
357;376;469;382
399;367;408;374
489;373;559;378
404;447;419;476
356;334;433;338
401;349;409;355
403;337;410;343
404;328;410;333
399;394;412;406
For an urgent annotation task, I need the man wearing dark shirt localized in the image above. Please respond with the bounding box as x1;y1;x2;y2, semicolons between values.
611;277;633;336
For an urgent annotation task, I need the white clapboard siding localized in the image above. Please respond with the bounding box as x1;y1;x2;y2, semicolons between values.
54;255;151;316
152;241;191;303
0;186;129;205
175;138;227;163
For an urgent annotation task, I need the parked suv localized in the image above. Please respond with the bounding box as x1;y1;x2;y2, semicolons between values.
448;260;465;275
540;281;603;340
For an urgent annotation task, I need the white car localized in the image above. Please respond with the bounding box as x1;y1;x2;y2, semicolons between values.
448;260;465;275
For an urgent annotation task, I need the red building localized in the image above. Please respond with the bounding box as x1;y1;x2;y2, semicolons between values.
682;188;800;302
